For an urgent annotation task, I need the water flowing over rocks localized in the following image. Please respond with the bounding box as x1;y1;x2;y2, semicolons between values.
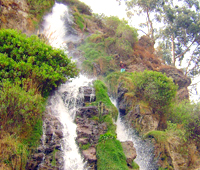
75;86;138;169
26;111;64;170
117;83;159;133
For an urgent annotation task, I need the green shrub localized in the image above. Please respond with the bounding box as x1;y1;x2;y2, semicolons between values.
168;101;200;141
106;71;177;113
132;70;177;111
144;130;167;143
0;80;44;137
73;12;85;30
93;80;118;120
0;29;78;96
98;132;116;142
27;0;55;20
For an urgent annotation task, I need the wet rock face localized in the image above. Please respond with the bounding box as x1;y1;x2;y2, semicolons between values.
158;66;191;100
0;0;34;33
159;66;191;89
117;83;129;115
75;106;108;169
121;141;137;168
79;86;96;103
117;83;159;133
26;113;64;170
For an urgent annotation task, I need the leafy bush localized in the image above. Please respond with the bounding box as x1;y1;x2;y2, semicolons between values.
0;29;78;96
132;70;177;111
106;71;177;113
98;132;116;142
168;101;200;141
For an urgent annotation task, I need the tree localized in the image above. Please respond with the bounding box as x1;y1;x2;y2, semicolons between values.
118;0;200;77
117;0;164;43
158;1;200;76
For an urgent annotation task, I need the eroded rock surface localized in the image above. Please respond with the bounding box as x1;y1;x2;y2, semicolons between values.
0;0;34;33
121;141;137;167
26;113;64;170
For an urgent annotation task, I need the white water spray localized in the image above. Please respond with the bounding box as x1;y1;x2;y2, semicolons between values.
112;99;158;170
42;3;94;170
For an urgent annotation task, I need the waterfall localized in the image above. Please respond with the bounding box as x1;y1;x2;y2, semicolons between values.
111;99;158;170
41;3;94;170
41;2;158;170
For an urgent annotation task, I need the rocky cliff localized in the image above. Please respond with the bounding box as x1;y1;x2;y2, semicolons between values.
0;0;34;33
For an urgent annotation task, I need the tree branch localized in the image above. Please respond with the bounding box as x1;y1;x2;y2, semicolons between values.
175;38;196;59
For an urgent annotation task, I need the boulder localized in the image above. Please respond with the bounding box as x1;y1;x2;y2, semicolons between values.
158;66;191;89
76;106;99;118
0;0;34;33
121;141;137;167
82;147;97;164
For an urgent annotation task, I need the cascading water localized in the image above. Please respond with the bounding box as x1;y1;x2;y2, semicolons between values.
41;2;158;170
112;99;158;170
41;3;94;170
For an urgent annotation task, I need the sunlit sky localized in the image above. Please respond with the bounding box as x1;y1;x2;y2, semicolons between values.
79;0;200;101
79;0;145;29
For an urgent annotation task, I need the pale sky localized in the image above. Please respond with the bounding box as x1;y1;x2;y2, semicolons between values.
80;0;127;18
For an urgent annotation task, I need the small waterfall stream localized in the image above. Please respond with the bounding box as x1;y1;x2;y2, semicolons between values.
112;99;158;170
41;3;94;169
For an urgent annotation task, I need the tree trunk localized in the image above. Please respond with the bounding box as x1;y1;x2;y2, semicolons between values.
171;34;175;66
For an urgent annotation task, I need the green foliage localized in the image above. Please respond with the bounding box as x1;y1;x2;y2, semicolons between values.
79;143;91;150
99;132;116;143
62;0;92;15
73;12;85;30
131;70;177;111
78;16;138;75
106;70;177;112
0;29;78;96
96;138;129;170
23;118;43;148
0;80;44;136
93;80;118;120
27;0;54;18
132;161;139;169
168;101;200;141
144;130;167;143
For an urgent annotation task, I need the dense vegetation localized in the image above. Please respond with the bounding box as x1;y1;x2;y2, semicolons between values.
27;0;55;28
92;80;131;170
78;16;138;75
0;29;78;169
